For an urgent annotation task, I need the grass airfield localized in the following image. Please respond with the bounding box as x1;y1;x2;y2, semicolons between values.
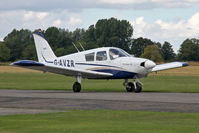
0;63;199;133
1;111;199;133
0;64;199;93
0;73;199;93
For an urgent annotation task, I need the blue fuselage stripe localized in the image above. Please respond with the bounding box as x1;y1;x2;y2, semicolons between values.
92;69;136;79
76;63;136;78
75;63;122;69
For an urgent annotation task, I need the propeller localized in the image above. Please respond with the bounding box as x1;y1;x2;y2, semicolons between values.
145;60;156;69
140;60;156;69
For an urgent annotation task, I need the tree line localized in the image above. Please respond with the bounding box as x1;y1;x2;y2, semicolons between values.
0;17;198;62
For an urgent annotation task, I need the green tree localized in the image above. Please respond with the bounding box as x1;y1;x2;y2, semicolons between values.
57;28;73;49
55;48;66;57
141;45;164;62
178;38;199;61
0;42;10;61
4;29;33;61
44;27;87;55
72;28;86;41
64;41;98;55
161;41;175;61
130;37;154;57
44;27;60;51
85;25;96;43
85;17;133;52
79;41;98;50
22;44;37;60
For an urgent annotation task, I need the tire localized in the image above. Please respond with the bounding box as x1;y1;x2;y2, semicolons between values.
73;82;81;92
126;82;134;92
134;82;142;93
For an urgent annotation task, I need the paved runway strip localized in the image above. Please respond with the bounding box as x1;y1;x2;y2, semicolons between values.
0;89;199;115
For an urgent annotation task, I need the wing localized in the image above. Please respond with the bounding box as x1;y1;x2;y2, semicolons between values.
11;60;112;79
152;62;188;72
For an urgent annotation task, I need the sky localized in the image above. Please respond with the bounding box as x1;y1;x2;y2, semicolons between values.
0;0;199;53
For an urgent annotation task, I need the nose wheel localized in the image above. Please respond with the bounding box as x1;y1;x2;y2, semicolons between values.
134;82;142;93
123;79;142;93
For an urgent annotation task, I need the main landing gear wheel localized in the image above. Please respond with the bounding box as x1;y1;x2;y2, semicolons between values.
126;82;134;92
73;75;82;92
73;82;81;92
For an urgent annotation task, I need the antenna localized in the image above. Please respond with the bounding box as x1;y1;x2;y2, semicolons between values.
72;42;80;52
79;42;85;51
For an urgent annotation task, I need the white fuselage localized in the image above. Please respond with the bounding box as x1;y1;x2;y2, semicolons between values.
42;47;156;79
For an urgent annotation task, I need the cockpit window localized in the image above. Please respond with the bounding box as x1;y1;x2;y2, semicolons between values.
96;51;107;61
120;49;131;57
109;48;130;60
85;52;94;61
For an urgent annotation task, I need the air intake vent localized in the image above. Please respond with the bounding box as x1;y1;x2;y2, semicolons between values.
140;62;145;67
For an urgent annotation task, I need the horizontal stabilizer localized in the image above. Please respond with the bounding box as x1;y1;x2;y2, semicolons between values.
11;60;44;66
152;62;188;72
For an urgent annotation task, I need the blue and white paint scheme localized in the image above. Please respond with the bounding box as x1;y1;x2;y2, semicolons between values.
11;31;189;93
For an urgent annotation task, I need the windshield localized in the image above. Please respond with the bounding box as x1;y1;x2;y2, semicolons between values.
109;48;131;60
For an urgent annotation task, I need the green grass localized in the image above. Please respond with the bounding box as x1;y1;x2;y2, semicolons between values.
143;75;199;93
0;110;199;133
0;73;199;92
0;62;10;66
0;73;199;133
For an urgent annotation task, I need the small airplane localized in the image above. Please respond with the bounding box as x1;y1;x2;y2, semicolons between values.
11;31;188;93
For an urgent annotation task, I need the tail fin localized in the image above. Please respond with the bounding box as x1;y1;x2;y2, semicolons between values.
33;32;56;64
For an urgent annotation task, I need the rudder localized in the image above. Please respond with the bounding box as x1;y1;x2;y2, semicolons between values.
33;32;56;64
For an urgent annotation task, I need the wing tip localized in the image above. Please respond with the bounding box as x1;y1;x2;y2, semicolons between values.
182;62;189;67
